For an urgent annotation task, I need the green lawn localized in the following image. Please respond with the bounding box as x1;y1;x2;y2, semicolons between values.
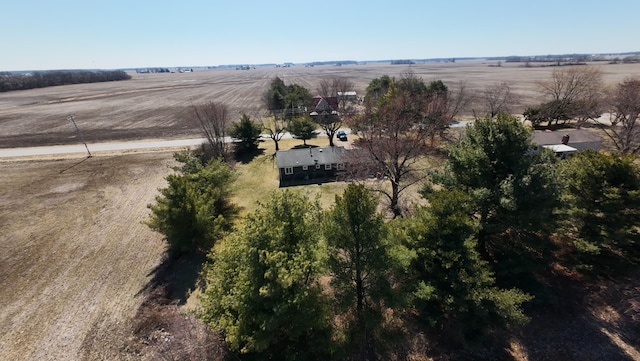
231;135;447;216
232;137;350;214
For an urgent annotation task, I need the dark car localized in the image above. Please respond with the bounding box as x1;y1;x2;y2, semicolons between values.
337;130;348;141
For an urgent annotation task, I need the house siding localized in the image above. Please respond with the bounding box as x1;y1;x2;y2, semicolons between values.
276;146;349;186
279;163;343;186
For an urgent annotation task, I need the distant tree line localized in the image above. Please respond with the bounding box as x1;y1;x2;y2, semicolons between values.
504;53;640;65
136;68;171;73
505;54;593;63
390;59;415;65
0;70;131;92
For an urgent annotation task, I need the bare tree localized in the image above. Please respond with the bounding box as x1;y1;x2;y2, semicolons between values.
316;79;333;99
260;110;288;151
479;82;520;118
421;80;473;145
353;75;440;217
437;80;474;144
310;97;341;147
192;101;230;160
314;78;357;146
598;77;640;154
334;78;358;115
537;66;604;126
445;81;474;122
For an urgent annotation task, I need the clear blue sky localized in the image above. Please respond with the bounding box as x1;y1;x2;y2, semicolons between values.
2;0;639;71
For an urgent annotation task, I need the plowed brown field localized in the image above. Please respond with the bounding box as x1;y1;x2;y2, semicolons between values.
2;61;638;149
0;153;175;360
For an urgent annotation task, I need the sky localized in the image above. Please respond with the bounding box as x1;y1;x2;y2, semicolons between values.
2;0;639;71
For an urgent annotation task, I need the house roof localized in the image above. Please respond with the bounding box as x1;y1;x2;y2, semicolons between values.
533;129;602;146
276;146;347;168
312;96;338;111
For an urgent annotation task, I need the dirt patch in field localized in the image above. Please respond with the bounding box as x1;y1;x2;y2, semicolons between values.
0;152;175;360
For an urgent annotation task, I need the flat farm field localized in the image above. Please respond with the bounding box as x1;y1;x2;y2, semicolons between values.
1;60;640;360
0;153;175;360
2;61;639;149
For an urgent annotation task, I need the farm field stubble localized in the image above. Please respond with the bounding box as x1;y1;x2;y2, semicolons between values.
1;60;640;360
2;61;639;150
0;153;177;360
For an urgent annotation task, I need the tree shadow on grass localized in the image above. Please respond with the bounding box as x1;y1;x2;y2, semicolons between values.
234;147;266;164
511;270;640;360
137;251;208;305
292;144;319;149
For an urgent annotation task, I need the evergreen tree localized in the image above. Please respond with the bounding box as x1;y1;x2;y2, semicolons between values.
146;152;239;255
284;83;314;118
435;114;561;288
263;76;287;111
323;184;398;358
406;189;532;344
229;113;262;155
287;117;317;146
262;77;313;119
199;191;332;360
559;150;640;273
364;75;393;102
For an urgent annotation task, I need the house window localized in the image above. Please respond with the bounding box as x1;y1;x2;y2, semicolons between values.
337;163;345;170
284;167;293;175
315;163;321;170
325;164;332;170
302;165;308;171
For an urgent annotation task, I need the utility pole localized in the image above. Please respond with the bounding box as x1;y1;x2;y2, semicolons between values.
67;115;92;157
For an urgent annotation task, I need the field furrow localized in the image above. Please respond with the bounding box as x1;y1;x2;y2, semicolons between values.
0;153;174;360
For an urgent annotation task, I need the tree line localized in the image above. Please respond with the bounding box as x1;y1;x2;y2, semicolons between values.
0;70;131;92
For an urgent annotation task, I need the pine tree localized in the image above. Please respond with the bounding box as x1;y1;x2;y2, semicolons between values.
323;184;397;358
199;191;332;360
559;150;640;273
229;113;262;155
406;189;532;344
146;152;238;255
440;114;561;287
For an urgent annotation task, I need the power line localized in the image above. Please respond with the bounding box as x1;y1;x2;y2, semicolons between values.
67;115;92;157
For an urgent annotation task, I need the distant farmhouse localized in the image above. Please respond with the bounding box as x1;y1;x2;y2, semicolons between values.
532;129;602;159
276;146;347;187
337;91;357;102
310;96;339;117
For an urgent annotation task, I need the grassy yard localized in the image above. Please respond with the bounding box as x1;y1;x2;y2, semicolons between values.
231;137;350;214
231;134;450;217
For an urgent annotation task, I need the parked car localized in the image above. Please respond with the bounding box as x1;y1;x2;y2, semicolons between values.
337;130;348;141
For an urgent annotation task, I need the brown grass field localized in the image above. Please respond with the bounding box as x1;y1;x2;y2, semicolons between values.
1;61;640;360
